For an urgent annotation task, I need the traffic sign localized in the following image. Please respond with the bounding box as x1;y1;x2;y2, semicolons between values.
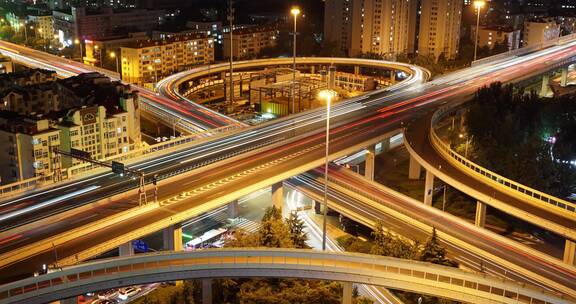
111;161;125;174
132;240;148;252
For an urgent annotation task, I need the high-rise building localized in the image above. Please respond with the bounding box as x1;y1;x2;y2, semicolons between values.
418;0;463;61
324;0;419;57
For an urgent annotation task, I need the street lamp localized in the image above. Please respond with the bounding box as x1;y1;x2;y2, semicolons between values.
459;133;474;158
110;51;120;76
94;45;102;67
473;0;485;62
318;89;336;251
74;39;83;62
290;6;300;115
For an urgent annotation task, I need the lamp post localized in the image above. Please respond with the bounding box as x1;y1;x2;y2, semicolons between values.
74;39;83;62
110;51;120;78
20;22;28;43
473;1;485;62
459;133;474;158
319;89;336;251
290;7;300;115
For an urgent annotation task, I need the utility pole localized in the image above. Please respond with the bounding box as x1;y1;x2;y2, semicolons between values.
227;0;234;114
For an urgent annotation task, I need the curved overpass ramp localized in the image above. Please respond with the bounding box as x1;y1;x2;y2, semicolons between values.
0;249;569;304
157;57;430;105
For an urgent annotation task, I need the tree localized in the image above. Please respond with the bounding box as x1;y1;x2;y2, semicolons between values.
370;221;417;259
419;228;457;267
262;205;282;222
286;211;308;248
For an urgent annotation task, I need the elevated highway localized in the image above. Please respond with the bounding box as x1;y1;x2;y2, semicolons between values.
1;33;576;298
0;249;569;304
286;167;576;298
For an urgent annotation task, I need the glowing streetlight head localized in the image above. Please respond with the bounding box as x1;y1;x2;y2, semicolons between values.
459;133;464;138
109;51;116;58
473;0;485;9
148;65;153;71
318;89;337;103
74;38;80;44
94;45;99;50
291;7;301;17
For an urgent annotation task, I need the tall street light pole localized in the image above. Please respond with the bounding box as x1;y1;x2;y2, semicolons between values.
110;51;119;77
290;7;300;115
473;1;485;62
227;0;235;114
75;39;83;62
319;89;336;251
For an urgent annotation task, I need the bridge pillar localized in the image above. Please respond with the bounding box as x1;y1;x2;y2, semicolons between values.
424;170;434;205
379;138;391;153
563;239;576;265
475;201;487;228
119;241;134;256
408;155;421;180
202;279;213;304
163;224;183;251
228;199;239;218
390;70;396;85
540;73;550;97
311;65;316;74
561;66;569;87
364;145;376;181
354;66;360;75
342;282;353;304
272;181;284;211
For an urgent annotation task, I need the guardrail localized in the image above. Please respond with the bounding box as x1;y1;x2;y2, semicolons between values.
0;124;242;199
429;107;576;214
0;249;569;304
471;33;576;67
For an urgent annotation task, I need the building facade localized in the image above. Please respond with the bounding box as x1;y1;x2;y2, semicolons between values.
472;26;521;50
0;114;61;183
27;14;54;40
223;25;279;59
523;19;561;46
121;34;214;84
418;0;463;61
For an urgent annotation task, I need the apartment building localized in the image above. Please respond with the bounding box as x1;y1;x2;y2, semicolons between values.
121;34;214;84
472;26;521;50
27;14;54;40
0;56;14;74
53;7;165;44
223;24;279;59
0;113;61;183
0;83;60;115
523;19;561;46
0;69;57;87
324;0;418;57
418;0;463;60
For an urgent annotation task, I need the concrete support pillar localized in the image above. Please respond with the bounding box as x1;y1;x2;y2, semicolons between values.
342;282;353;304
390;70;396;84
311;65;316;74
540;73;550;97
380;138;390;153
561;66;568;87
364;145;375;181
228;200;239;218
272;182;284;211
563;239;576;266
354;65;360;75
119;241;133;256
163;224;183;251
475;201;487;228
408;155;421;180
423;170;435;205
202;279;213;304
328;66;336;89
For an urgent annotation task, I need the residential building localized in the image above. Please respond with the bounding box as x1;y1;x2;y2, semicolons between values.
27;13;54;40
523;19;561;46
223;24;279;59
0;84;59;115
0;56;14;74
471;26;521;50
324;0;419;57
52;7;165;45
121;33;214;84
0;112;61;183
83;32;147;66
418;0;463;61
0;69;57;87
